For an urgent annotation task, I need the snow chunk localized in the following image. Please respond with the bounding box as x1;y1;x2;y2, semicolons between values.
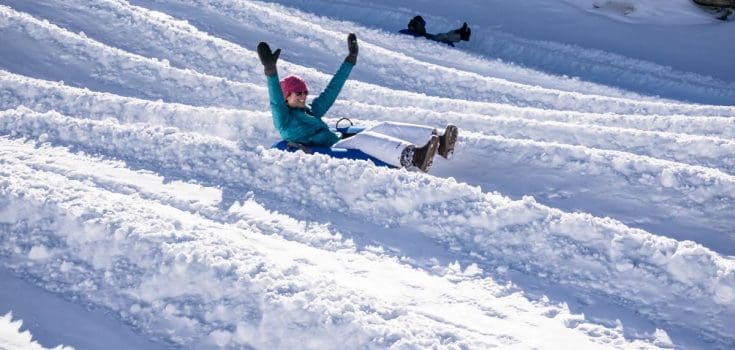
206;329;232;348
37;133;49;143
659;168;679;188
666;242;717;285
652;328;674;348
28;245;51;260
714;284;735;305
59;261;73;273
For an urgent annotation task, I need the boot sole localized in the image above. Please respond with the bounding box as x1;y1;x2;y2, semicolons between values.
417;136;440;172
439;125;458;159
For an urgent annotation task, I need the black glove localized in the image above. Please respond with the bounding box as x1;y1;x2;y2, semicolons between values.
257;42;281;76
345;33;358;64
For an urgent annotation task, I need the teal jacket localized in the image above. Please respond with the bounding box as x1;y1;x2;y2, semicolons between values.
267;60;354;146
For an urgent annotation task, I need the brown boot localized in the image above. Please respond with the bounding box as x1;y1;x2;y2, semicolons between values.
412;135;440;172
438;125;458;159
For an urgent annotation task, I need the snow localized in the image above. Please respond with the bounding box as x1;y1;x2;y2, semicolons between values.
0;312;72;350
564;0;718;24
0;0;734;349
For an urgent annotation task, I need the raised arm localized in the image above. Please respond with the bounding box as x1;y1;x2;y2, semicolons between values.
310;33;358;118
257;42;290;130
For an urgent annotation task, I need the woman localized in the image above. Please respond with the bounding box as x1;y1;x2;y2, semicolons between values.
256;33;457;172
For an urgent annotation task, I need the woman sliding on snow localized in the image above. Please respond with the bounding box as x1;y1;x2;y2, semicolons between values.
256;33;457;172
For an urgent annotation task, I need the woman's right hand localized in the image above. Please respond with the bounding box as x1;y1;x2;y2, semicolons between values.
257;42;281;76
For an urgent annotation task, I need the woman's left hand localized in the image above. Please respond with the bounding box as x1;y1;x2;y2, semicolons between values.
346;33;358;64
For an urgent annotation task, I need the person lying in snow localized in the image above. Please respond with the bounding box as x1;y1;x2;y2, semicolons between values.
256;33;458;172
399;15;471;47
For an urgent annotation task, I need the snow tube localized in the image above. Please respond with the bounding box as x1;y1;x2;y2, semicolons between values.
270;121;396;168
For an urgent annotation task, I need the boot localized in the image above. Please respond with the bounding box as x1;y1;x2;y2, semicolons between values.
438;125;458;159
457;22;471;41
435;23;470;46
412;135;440;172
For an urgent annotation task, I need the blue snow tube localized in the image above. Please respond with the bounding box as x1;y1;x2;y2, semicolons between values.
270;119;396;168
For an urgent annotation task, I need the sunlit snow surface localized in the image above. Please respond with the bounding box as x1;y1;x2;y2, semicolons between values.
0;0;734;349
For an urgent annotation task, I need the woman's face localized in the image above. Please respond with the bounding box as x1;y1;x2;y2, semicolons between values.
286;91;308;108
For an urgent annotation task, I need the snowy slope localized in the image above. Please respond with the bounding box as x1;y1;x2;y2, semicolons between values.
261;0;735;104
1;0;734;349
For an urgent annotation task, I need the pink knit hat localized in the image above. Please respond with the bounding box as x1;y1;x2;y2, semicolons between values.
280;75;309;98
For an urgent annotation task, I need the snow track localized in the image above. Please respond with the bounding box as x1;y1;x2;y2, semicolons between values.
3;2;735;118
260;0;735;105
0;71;277;143
2;137;665;349
4;71;735;175
133;0;735;114
1;108;734;346
3;75;735;249
0;5;262;108
450;131;735;240
1;0;734;348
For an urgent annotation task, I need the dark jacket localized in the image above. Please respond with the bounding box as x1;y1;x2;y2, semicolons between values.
399;29;460;47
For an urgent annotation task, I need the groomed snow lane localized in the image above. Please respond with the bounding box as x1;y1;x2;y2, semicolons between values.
1;137;656;349
3;3;735;118
1;108;734;346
